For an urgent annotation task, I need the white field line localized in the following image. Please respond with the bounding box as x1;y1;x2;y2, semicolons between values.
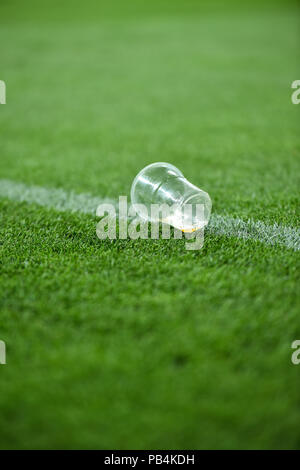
0;179;299;251
0;179;114;214
207;215;299;251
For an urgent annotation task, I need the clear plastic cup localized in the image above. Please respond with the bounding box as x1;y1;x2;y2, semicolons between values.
130;162;212;231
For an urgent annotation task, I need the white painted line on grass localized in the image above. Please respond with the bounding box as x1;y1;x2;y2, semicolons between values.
0;179;299;251
207;214;300;251
0;179;114;215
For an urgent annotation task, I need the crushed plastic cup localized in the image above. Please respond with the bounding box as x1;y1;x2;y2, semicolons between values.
130;162;212;232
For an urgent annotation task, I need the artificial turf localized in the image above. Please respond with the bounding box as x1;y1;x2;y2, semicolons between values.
0;0;299;449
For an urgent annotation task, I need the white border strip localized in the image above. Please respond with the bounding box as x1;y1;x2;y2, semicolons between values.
207;214;300;251
0;179;299;251
0;179;113;215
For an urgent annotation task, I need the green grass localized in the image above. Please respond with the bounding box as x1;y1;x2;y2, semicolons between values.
0;0;300;449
